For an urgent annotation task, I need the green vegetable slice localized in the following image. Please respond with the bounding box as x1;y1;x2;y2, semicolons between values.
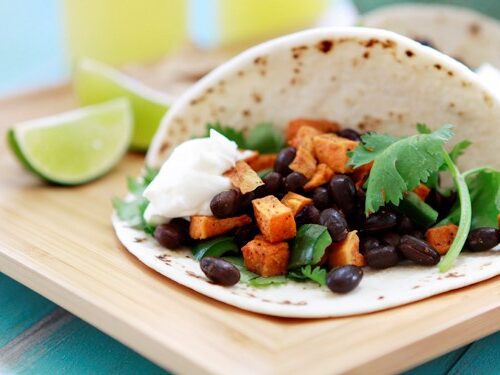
349;125;453;214
438;150;471;272
245;123;285;153
398;192;438;227
192;237;239;261
289;224;332;269
440;167;500;230
248;276;288;287
223;256;259;283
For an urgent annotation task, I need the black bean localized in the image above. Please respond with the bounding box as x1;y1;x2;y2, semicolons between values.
364;211;398;233
360;236;381;254
295;205;321;226
411;230;425;240
262;172;283;195
398;215;415;234
365;245;399;269
338;128;361;141
274;147;296;175
285;172;307;192
328;175;357;216
169;218;190;237
427;189;457;219
381;232;401;247
210;189;241;218
320;208;348;242
200;257;240;286
466;228;500;252
154;223;185;249
312;187;330;210
399;235;440;265
327;265;363;294
234;225;258;248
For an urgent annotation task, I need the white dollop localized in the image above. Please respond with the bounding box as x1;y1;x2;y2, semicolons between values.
143;130;247;225
477;63;500;100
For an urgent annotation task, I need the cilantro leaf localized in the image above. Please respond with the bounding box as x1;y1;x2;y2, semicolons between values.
289;265;327;286
439;167;500;229
113;168;159;236
205;122;246;148
416;123;432;134
245;123;285;153
349;125;453;214
449;140;472;163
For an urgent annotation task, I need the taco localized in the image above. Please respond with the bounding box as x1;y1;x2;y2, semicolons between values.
362;4;500;69
113;28;500;318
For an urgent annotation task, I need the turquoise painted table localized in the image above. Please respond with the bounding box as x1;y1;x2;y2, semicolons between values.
0;1;498;373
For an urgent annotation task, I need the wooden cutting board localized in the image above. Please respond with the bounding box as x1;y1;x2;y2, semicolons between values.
0;85;498;375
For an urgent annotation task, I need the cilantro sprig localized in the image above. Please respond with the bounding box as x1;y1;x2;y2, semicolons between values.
112;167;158;235
349;125;453;214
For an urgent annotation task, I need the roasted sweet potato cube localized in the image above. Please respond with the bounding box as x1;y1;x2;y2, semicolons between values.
304;163;334;191
313;134;358;173
289;125;323;152
246;153;277;172
281;192;313;216
242;235;289;277
224;160;264;194
425;224;458;255
286;118;340;142
289;146;317;179
413;183;431;201
252;195;296;243
352;162;373;189
329;230;366;267
189;215;252;240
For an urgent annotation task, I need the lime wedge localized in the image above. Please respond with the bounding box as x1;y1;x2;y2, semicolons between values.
8;99;132;185
74;58;171;150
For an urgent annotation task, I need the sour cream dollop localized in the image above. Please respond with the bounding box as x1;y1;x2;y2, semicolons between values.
143;130;248;225
477;63;500;100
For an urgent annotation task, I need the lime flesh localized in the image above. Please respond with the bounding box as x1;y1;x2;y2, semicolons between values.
74;58;170;151
8;99;132;185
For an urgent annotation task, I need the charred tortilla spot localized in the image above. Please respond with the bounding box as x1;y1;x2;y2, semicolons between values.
405;50;414;57
469;22;481;36
317;39;333;53
382;39;395;49
483;93;493;107
252;92;262;103
293;67;300;74
291;45;308;59
449;102;455;108
242;109;251;117
377;296;384;300
364;38;377;48
447;71;454;77
434;64;442;70
254;56;268;66
237;70;244;77
363;51;370;59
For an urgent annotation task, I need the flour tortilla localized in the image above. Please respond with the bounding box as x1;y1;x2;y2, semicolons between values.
362;4;500;69
115;28;500;318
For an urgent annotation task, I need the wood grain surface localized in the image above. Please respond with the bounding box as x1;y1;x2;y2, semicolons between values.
0;85;499;374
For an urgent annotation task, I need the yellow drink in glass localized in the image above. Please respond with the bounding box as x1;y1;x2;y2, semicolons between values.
64;0;187;66
219;0;329;46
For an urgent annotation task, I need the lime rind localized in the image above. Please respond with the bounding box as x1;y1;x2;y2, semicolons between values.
10;98;132;185
74;58;171;150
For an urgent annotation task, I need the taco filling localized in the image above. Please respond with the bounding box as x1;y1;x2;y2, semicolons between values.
115;119;500;293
